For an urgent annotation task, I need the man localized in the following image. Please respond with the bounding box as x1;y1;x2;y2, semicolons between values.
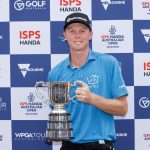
48;12;128;150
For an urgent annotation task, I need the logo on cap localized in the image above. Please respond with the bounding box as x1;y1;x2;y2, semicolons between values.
67;17;87;23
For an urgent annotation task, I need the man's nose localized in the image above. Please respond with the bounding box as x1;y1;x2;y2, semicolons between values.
74;31;81;37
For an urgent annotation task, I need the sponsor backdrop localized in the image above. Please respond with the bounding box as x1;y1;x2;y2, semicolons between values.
0;0;150;150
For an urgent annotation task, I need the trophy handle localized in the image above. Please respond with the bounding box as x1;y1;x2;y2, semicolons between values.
35;81;49;104
70;80;88;103
74;80;88;88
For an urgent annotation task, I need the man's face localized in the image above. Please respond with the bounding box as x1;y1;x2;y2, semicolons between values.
64;23;93;52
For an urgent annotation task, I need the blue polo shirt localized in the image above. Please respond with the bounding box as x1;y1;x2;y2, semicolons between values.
47;50;128;143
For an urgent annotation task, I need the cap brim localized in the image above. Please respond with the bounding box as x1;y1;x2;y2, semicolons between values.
64;21;91;30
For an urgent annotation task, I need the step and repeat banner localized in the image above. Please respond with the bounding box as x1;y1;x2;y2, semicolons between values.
0;0;150;150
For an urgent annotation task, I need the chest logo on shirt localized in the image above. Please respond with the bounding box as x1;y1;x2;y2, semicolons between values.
87;74;99;88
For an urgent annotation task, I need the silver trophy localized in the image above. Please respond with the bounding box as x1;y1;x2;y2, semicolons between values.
35;81;85;141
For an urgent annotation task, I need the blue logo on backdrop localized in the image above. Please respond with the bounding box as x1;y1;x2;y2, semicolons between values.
133;20;150;53
101;25;125;49
0;88;11;120
0;22;10;54
20;92;43;115
51;22;69;54
135;86;150;119
11;55;50;87
114;120;134;150
92;0;132;20
10;0;50;21
12;121;52;150
110;53;134;86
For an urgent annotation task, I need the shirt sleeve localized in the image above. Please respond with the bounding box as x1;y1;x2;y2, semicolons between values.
110;57;128;99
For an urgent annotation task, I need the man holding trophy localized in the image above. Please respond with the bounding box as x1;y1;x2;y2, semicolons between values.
47;12;128;150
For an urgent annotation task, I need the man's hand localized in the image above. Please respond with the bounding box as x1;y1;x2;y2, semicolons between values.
75;81;93;104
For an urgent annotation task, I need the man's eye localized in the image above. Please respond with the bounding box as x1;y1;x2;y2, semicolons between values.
69;30;74;33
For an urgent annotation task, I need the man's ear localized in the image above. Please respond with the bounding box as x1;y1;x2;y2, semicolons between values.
89;31;93;40
63;32;67;41
64;36;67;41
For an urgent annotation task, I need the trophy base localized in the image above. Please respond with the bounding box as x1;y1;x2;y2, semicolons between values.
46;113;73;142
46;129;73;142
46;138;64;142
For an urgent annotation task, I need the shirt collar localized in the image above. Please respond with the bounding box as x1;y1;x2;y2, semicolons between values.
66;49;96;68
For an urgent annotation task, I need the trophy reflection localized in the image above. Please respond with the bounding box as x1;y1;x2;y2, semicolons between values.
35;81;84;141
